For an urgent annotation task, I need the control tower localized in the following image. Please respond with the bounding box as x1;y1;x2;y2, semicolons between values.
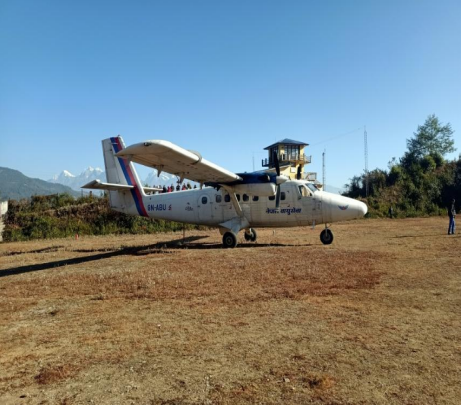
262;138;316;181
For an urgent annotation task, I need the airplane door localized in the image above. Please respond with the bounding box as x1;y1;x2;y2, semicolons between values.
312;196;323;224
197;194;213;223
298;196;314;226
296;184;318;225
212;192;225;223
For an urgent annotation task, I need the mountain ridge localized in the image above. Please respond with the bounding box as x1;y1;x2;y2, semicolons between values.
0;167;80;200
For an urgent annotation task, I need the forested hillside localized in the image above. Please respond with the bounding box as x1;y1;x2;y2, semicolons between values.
344;115;460;217
0;167;79;200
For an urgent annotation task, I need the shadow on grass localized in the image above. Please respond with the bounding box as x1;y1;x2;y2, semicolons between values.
390;234;450;238
0;236;313;278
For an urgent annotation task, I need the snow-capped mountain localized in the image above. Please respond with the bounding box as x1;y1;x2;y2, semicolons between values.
50;167;192;191
49;167;105;191
144;169;179;188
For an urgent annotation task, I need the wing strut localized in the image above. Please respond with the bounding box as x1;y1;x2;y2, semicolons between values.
221;185;244;217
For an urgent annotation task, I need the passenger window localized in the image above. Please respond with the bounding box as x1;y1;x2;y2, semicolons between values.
281;192;286;201
269;195;275;201
252;196;259;202
236;194;241;201
224;194;230;203
215;195;222;203
243;194;249;202
202;196;208;204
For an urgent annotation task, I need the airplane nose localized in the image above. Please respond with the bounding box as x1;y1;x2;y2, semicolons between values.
357;201;368;217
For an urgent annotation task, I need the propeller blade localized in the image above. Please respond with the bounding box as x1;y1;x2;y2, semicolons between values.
297;165;302;180
273;151;280;176
275;185;281;208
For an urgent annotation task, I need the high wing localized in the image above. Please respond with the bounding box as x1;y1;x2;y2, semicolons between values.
115;140;242;184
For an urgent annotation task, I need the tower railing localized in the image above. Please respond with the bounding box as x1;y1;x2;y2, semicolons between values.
261;154;312;167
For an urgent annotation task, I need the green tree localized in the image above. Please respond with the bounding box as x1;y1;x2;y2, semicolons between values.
406;114;455;159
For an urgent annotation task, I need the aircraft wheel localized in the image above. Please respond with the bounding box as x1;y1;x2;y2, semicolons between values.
223;232;238;248
244;228;257;242
320;228;334;245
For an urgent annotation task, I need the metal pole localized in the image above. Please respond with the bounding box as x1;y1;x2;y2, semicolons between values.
322;150;326;192
364;126;369;197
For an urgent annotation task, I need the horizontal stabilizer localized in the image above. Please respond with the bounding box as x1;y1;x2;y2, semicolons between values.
81;180;134;191
143;186;163;192
81;179;163;193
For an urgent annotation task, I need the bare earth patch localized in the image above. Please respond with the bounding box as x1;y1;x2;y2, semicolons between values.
0;217;460;404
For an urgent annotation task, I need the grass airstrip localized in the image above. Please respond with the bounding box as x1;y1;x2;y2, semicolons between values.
0;217;460;404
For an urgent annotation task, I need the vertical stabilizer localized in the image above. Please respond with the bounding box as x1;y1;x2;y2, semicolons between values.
102;136;148;216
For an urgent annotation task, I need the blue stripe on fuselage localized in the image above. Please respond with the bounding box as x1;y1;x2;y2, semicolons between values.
110;137;146;216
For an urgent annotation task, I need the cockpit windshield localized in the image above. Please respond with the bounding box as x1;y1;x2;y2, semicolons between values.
298;183;318;197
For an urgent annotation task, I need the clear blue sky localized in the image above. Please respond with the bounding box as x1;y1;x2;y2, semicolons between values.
1;0;460;189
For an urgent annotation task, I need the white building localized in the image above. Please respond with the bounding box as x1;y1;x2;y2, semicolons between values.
0;201;8;219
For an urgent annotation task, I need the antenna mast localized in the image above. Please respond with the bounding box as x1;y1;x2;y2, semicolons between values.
364;126;369;197
322;150;326;192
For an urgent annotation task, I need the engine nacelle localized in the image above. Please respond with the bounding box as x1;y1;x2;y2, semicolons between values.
230;182;276;197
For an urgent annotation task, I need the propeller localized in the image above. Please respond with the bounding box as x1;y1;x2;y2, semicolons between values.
273;151;288;208
296;165;302;180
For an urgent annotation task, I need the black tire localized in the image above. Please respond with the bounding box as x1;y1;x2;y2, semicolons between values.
244;228;257;242
223;232;238;248
320;228;334;245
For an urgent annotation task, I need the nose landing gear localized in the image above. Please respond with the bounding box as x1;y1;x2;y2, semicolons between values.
320;228;334;245
244;228;258;243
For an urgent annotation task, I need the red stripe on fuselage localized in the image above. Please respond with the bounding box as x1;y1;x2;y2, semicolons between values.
113;137;149;217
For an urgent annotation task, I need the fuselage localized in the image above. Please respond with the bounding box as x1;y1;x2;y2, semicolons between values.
116;180;367;228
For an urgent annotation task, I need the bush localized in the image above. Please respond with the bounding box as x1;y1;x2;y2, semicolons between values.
2;194;201;242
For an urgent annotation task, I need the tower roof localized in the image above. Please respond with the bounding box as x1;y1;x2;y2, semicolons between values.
264;138;309;150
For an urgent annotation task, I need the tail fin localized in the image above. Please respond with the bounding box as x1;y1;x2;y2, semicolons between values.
102;136;149;216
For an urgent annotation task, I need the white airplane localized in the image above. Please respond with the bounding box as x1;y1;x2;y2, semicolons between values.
82;136;367;248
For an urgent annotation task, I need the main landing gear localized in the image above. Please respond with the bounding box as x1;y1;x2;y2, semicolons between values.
320;228;334;245
222;232;238;248
222;228;258;248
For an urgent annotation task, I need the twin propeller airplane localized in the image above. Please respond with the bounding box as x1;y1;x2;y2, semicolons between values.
82;136;367;248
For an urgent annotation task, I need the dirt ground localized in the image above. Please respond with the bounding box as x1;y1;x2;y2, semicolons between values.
0;217;460;405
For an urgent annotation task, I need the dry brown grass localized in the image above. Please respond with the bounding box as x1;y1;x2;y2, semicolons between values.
0;217;460;404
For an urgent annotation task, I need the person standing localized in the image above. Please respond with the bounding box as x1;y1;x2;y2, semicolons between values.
448;199;456;235
388;206;394;219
